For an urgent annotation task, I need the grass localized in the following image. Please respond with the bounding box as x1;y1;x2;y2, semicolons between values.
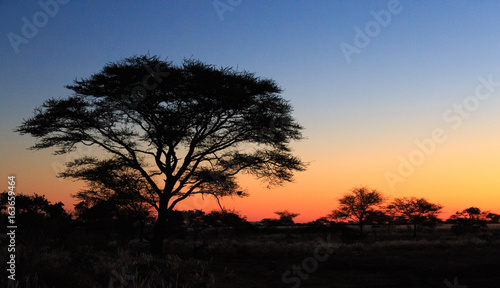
1;225;499;287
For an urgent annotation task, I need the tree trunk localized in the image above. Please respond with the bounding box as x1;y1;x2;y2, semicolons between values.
413;223;417;239
359;221;363;236
150;208;167;255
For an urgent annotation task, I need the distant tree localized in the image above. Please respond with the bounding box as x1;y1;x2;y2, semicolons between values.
0;192;71;246
16;55;306;255
448;207;488;223
202;210;224;235
218;209;248;230
486;212;500;223
462;207;483;219
328;186;384;235
274;210;300;225
309;216;332;227
448;206;488;234
201;209;248;235
0;192;70;220
15;193;49;215
43;201;69;220
387;197;443;238
186;210;208;239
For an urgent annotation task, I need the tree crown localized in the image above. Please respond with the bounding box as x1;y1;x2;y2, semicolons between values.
329;186;384;223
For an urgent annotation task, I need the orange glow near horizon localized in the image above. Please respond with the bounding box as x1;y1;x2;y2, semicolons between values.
9;150;498;223
4;122;500;223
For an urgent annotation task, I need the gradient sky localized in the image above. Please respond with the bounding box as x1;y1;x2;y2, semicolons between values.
2;1;500;222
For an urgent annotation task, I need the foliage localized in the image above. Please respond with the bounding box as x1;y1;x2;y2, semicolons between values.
486;212;500;223
1;192;69;219
0;192;72;248
259;210;300;227
309;216;333;226
448;207;489;235
386;197;443;238
328;186;385;234
274;210;300;225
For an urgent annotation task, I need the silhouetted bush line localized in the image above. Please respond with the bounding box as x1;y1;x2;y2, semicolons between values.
1;191;499;247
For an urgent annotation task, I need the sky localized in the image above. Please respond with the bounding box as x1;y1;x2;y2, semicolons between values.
2;0;500;222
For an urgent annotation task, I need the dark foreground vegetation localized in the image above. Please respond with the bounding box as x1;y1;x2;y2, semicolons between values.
1;192;499;288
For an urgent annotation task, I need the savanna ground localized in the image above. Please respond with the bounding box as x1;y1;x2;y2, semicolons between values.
2;224;500;288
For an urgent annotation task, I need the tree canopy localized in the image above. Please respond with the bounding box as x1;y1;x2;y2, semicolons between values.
274;210;300;225
387;197;442;238
16;55;306;254
329;186;384;235
447;206;489;234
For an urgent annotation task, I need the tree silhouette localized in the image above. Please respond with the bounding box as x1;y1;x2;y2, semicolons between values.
1;192;71;246
486;212;500;223
200;209;249;236
16;55;306;255
1;192;70;220
310;216;331;227
460;207;486;221
387;197;442;238
328;186;384;235
274;210;300;225
448;206;488;234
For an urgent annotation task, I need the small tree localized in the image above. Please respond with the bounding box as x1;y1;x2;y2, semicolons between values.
329;186;384;235
486;212;500;223
448;207;488;234
0;192;70;220
202;209;248;234
218;209;248;230
309;216;332;227
274;210;300;225
387;197;443;238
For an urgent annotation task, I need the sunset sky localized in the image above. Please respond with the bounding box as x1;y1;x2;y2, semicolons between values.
2;1;500;222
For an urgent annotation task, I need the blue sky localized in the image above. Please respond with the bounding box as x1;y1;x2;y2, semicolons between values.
2;1;500;220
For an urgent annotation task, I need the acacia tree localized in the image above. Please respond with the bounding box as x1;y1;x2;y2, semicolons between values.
274;210;300;225
201;209;248;235
486;212;500;223
16;55;306;255
387;197;442;238
448;207;488;234
329;186;384;235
